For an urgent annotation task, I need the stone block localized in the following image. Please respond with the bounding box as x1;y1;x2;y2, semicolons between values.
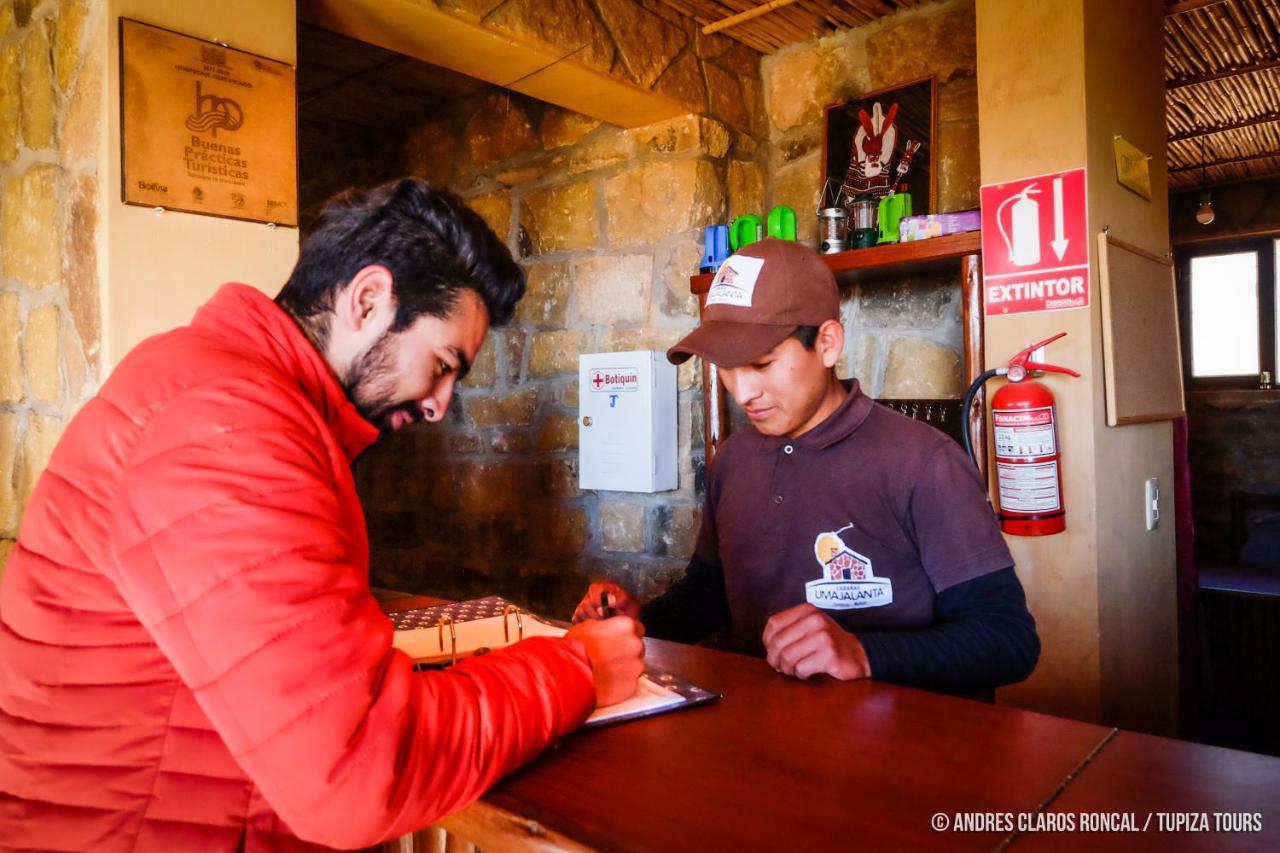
603;325;696;390
770;155;821;244
856;277;956;327
549;377;578;408
655;503;700;557
845;332;879;386
0;538;12;579
536;412;579;451
465;92;535;169
881;336;962;398
867;2;976;89
516;261;569;328
466;387;540;427
457;460;535;516
489;430;532;454
61;319;88;403
540;106;601;150
23;303;60;403
54;0;88;91
538;456;581;498
0;2;13;37
0;414;18;534
571;253;652;326
704;63;748;132
528;329;592;377
596;0;686;88
771;126;821;168
63;174;97;369
0;294;21;403
404;119;456;187
653;49;706;115
727;160;764;220
936;119;980;212
21;20;55;150
466;190;511;241
564;126;636;175
938;75;978;123
3;164;62;287
21;413;62;503
529;507;589;559
60;24;101;168
604;159;723;248
467;336;498;388
632;116;729;158
487;0;615;74
0;41;19;165
765;46;839;132
600;502;646;552
521;180;599;254
656;232;703;319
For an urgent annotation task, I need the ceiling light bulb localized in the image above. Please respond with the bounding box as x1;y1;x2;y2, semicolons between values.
1195;193;1215;226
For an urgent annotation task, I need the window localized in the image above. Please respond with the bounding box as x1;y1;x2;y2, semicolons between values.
1176;238;1278;389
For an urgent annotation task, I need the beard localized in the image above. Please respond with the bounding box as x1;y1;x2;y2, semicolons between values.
343;331;422;433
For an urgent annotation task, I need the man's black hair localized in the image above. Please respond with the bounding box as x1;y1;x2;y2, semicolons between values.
792;325;820;350
277;180;524;343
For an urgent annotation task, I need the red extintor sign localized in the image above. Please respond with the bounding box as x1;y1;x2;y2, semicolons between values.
981;167;1090;316
589;367;640;393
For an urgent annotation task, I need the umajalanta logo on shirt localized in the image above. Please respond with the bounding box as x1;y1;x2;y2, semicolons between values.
805;524;893;610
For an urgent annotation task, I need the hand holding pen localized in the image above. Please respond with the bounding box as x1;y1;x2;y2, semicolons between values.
572;581;641;623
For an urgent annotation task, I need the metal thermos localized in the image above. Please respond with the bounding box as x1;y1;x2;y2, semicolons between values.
818;207;848;254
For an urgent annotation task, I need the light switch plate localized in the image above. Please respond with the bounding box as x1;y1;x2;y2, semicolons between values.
1145;478;1160;531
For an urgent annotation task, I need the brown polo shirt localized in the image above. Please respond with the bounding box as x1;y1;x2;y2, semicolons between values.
697;380;1014;655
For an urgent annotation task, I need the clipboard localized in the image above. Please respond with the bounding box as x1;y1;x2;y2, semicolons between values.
389;596;720;727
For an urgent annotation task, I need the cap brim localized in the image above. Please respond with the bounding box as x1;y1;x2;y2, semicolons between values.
666;321;798;369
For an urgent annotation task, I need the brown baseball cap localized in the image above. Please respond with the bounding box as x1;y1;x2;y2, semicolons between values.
668;238;839;368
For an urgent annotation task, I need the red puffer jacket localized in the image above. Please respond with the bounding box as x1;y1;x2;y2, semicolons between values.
0;284;596;851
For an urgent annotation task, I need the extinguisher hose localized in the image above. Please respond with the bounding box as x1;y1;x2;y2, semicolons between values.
962;369;1002;470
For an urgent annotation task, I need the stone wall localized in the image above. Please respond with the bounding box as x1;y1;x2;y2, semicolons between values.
1187;392;1280;562
760;0;978;399
347;94;750;616
0;0;103;575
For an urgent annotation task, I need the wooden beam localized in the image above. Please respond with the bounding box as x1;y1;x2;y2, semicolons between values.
1167;112;1280;143
1166;57;1280;91
298;0;687;128
1165;0;1232;15
702;0;801;35
1169;150;1280;174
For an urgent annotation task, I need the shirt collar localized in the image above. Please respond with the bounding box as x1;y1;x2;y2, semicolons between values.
191;283;380;463
752;378;874;453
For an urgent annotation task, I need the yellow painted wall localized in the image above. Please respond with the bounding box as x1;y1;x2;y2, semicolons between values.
977;0;1177;733
101;0;299;368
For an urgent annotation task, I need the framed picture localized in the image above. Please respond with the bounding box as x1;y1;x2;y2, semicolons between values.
119;18;298;226
822;77;937;215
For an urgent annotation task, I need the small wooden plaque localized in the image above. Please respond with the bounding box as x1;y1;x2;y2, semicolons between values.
120;18;297;226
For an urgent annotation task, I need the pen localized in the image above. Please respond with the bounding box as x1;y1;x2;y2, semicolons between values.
601;591;613;619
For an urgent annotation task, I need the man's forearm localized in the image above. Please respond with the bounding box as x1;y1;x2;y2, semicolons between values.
640;553;730;643
857;568;1040;693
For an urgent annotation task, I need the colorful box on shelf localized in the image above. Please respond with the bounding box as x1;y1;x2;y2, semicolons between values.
899;210;981;242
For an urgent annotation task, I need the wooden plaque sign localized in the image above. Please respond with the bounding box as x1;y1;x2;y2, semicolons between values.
120;18;298;226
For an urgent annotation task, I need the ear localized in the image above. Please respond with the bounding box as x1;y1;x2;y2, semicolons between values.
335;264;395;334
816;319;845;370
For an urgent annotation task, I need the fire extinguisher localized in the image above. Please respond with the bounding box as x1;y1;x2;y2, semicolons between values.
962;332;1080;537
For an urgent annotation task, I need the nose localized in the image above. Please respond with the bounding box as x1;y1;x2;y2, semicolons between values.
722;367;760;407
421;376;456;423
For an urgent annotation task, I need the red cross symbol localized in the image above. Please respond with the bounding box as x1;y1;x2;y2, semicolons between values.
592;374;605;388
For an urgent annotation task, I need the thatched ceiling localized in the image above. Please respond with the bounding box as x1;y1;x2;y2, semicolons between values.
1166;0;1280;190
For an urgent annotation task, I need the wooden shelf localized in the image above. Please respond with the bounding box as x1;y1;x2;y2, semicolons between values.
690;231;982;293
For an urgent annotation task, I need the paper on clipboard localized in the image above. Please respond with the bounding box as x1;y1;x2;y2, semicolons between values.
389;598;719;726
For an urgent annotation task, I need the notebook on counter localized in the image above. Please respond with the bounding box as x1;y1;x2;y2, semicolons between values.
389;596;719;728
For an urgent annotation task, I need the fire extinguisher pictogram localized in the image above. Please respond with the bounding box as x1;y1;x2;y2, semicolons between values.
962;332;1080;537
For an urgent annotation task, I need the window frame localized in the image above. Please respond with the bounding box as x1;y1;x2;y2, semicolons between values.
1175;237;1277;391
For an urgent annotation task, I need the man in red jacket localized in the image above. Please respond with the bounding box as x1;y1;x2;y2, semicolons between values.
0;180;644;851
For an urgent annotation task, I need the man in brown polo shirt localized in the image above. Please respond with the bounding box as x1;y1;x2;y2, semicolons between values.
573;239;1040;694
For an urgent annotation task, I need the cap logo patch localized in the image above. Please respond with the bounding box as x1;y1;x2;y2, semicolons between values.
705;256;764;308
